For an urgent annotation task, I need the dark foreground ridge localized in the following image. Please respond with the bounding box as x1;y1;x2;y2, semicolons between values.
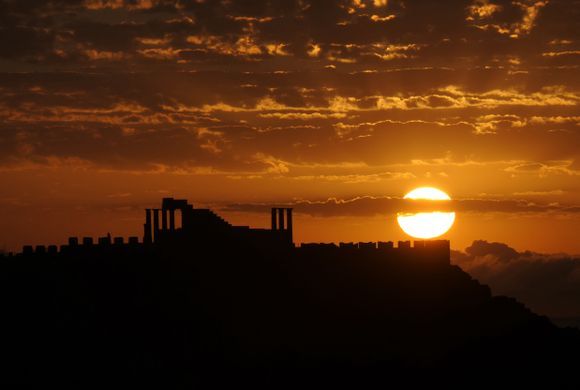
1;198;579;387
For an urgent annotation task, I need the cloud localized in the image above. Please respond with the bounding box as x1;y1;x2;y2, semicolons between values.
83;0;155;10
465;239;519;262
0;70;577;175
259;112;348;120
0;0;575;69
452;240;580;319
467;0;548;39
0;1;577;202
224;196;580;217
505;160;580;177
291;171;415;183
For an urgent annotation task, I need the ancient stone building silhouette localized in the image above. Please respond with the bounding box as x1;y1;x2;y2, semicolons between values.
142;198;293;248
10;197;450;263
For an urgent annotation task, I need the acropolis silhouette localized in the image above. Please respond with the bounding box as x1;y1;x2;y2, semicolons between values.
2;197;578;388
14;197;450;262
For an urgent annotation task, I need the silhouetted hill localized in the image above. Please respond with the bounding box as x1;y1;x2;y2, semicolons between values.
1;234;579;388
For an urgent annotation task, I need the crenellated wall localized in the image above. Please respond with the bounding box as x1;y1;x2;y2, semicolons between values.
299;240;450;264
9;197;449;265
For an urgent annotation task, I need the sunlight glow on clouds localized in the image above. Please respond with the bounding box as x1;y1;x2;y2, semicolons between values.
0;0;578;252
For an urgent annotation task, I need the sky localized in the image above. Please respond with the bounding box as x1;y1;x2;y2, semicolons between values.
0;0;579;256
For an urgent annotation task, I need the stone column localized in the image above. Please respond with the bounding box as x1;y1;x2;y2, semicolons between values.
144;208;152;244
153;209;160;242
162;208;168;231
271;208;277;230
278;208;285;231
286;208;293;242
169;208;175;231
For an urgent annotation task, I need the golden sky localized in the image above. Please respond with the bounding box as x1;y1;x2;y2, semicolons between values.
0;0;578;253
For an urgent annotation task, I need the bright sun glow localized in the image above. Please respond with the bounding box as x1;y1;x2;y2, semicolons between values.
403;187;451;201
397;187;455;239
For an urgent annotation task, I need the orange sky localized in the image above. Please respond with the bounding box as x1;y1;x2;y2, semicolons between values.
0;0;578;254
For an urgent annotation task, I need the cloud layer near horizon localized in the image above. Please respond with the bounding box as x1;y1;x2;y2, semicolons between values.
452;240;580;321
224;195;580;217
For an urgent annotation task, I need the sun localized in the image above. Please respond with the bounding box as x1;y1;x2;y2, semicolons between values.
397;187;455;239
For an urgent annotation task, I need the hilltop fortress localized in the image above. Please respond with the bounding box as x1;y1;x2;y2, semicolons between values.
10;197;450;263
2;198;579;388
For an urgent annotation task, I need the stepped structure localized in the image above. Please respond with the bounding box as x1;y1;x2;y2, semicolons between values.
142;198;293;248
8;197;450;263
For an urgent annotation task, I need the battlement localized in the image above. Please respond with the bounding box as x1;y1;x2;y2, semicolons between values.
12;198;294;257
301;239;449;251
19;235;143;257
7;197;450;265
298;240;450;264
302;240;449;250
